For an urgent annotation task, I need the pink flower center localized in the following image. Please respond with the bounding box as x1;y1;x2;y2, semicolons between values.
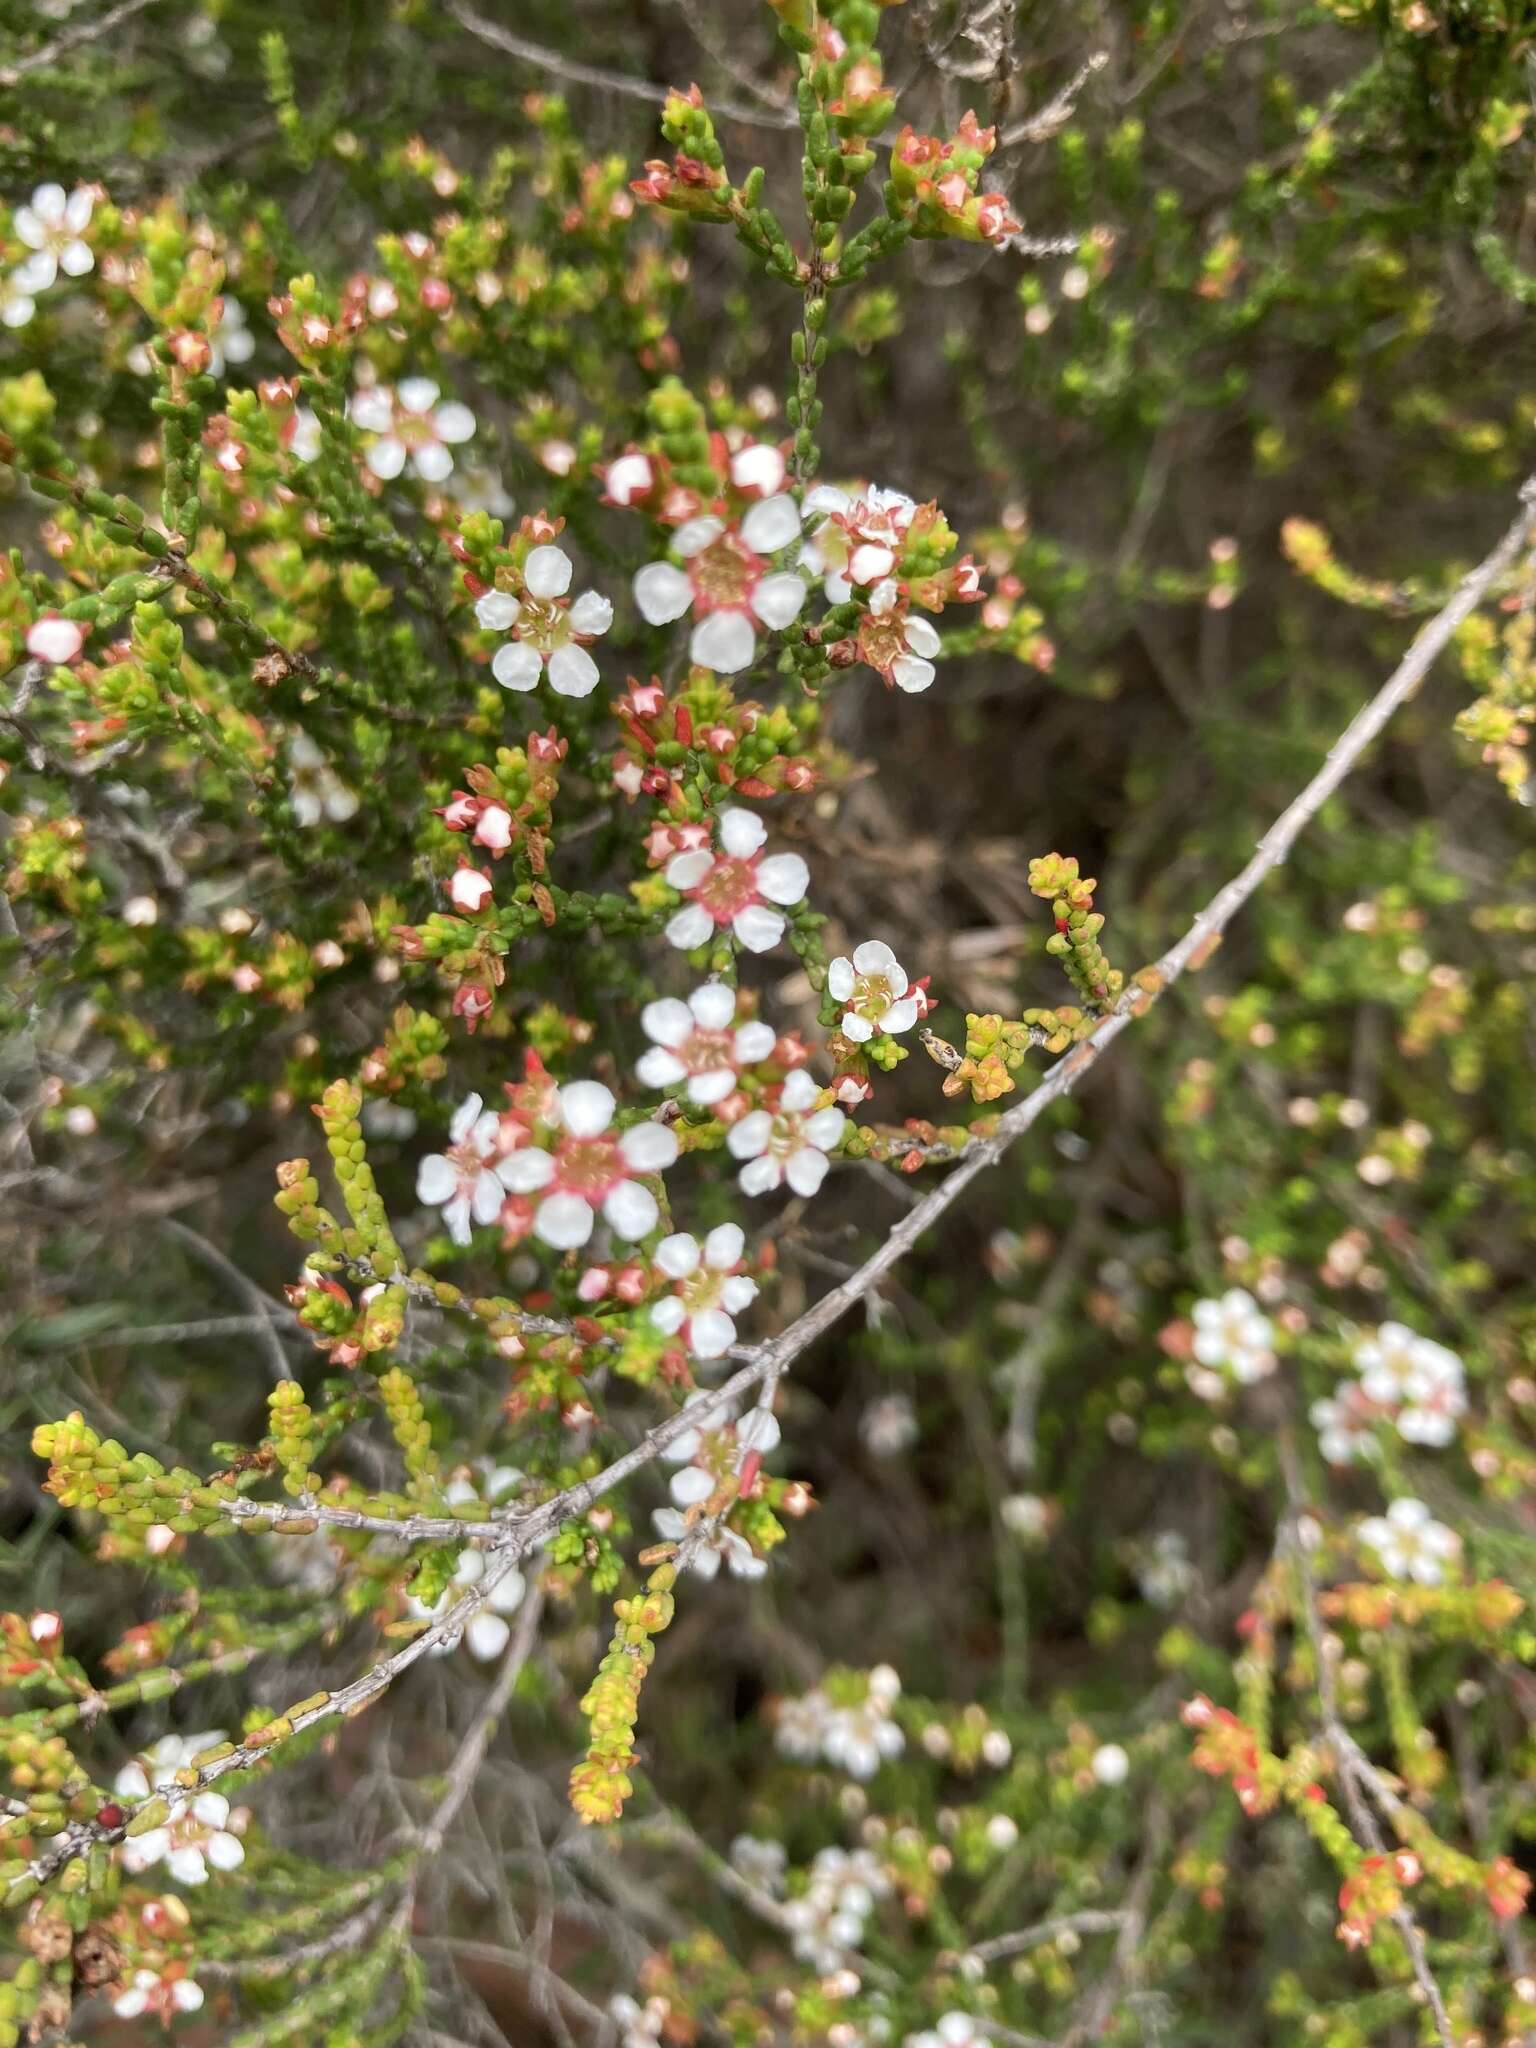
552;1135;625;1201
446;1136;490;1195
689;532;762;614
691;855;762;925
678;1024;735;1074
856;613;907;676
394;409;442;449
764;1107;807;1160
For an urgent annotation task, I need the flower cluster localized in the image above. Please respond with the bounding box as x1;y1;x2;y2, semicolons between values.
1357;1497;1461;1585
1188;1288;1276;1387
114;1735;247;1885
774;1665;905;1780
781;1845;893;1969
1311;1320;1467;1464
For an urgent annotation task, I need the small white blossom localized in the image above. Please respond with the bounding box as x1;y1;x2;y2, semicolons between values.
905;2014;993;2048
1190;1288;1275;1384
827;939;920;1043
113;1970;205;2020
349;375;475;482
408;1547;527;1661
416;1092;522;1246
210;298;256;373
782;1844;892;1968
287;731;360;827
1091;1742;1130;1786
801;482;917;601
475;544;612;698
115;1736;245;1884
1310;1382;1382;1466
860;1392;918;1457
821;1666;905;1781
1136;1530;1195;1609
637;982;776;1103
609;1993;672;2048
11;182;95;292
633;485;806;674
775;1687;835;1761
651;1506;767;1580
729;1833;788;1891
650;1224;757;1359
663;806;809;954
857;575;943;694
1358;1497;1461;1586
727;1067;846;1198
495;1079;678;1249
1353;1322;1466;1447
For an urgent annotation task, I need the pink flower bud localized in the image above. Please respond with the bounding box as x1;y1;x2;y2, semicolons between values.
447;865;493;913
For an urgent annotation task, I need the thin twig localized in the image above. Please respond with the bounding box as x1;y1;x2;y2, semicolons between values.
0;0;159;87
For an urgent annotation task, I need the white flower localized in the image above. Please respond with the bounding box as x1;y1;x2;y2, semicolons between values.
286;407;322;463
601;450;656;505
1190;1288;1275;1384
0;269;36;329
1310;1382;1382;1467
650;1224;757;1359
409;1547;527;1660
475;545;612;699
633;492;806;675
729;1833;788;1891
211;298;255;374
801;482;917;601
905;2015;993;2048
495;1079;677;1249
827;939;920;1043
1358;1497;1461;1586
113;1970;205;2020
651;1506;767;1579
660;1389;739;1466
727;1067;846;1198
775;1687;834;1760
349;375;476;482
1137;1530;1195;1609
637;982;776;1104
114;1738;246;1885
860;1392;919;1457
783;1843;892;1968
11;182;95;292
821;1672;905;1781
1091;1741;1130;1786
416;1091;524;1246
287;731;359;827
1353;1322;1466;1447
664;807;809;954
855;575;943;694
610;1993;673;2048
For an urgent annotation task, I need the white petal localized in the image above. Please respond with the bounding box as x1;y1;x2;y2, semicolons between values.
655;1232;702;1279
434;401;476;444
534;1191;595;1249
113;1990;150;2018
905;615;942;657
475;590;521;631
802;484;851;517
471;1170;505;1225
780;1068;819;1111
755;853;809;905
704;1223;746;1268
827;957;855;1000
739;1153;782;1195
653;1508;689;1540
731;443;787;494
691;610;756;675
803;1107;847;1150
492;641;544;691
786;1148;830;1198
652;1297;688;1335
849;542;895;585
666;849;714;891
686;1067;736;1105
741;493;801;553
65;187;95;232
734;904;786;953
524;544;573;599
688;1541;724;1579
691;1308;736;1359
637;1046;689;1090
852;940;897;975
397;376;441;414
619;1121;680;1173
205;1830;245;1871
13;249;55;291
604;1180;659;1240
488;1567;526;1613
642;997;695;1047
634;560;693;625
547;642;599;698
59;240;94;279
466;1610;511;1661
559;1080;615;1136
114;1762;151;1800
842;1012;875;1043
442;1194;473;1245
674;514;724;557
891;654;936;694
881;997;920;1034
412;441;455;483
688;982;737;1030
733;1021;777;1064
727;1111;773;1160
168;1845;209;1885
191;1792;229;1828
569;590;614;636
667;903;714;951
417;1154;457;1205
721;1276;758;1312
671;1465;715;1505
737;1408;781;1452
365;436;408;480
349;387;396;432
719;807;768;858
172;1981;205;2013
751;572;807;630
498;1148;556;1192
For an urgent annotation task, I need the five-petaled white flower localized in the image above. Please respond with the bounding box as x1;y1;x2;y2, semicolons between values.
801;482;918;600
633;491;805;675
664;807;809;955
1358;1497;1460;1585
113;1970;205;2021
474;545;612;698
651;1506;767;1580
782;1843;892;1968
495;1079;677;1249
408;1547;527;1661
727;1068;846;1198
115;1735;246;1885
827;939;920;1042
1353;1322;1466;1447
11;182;95;292
855;576;942;694
287;731;360;827
1190;1288;1275;1384
650;1224;757;1359
636;982;776;1103
1310;1382;1380;1466
905;2015;994;2048
416;1092;521;1246
349;376;476;482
